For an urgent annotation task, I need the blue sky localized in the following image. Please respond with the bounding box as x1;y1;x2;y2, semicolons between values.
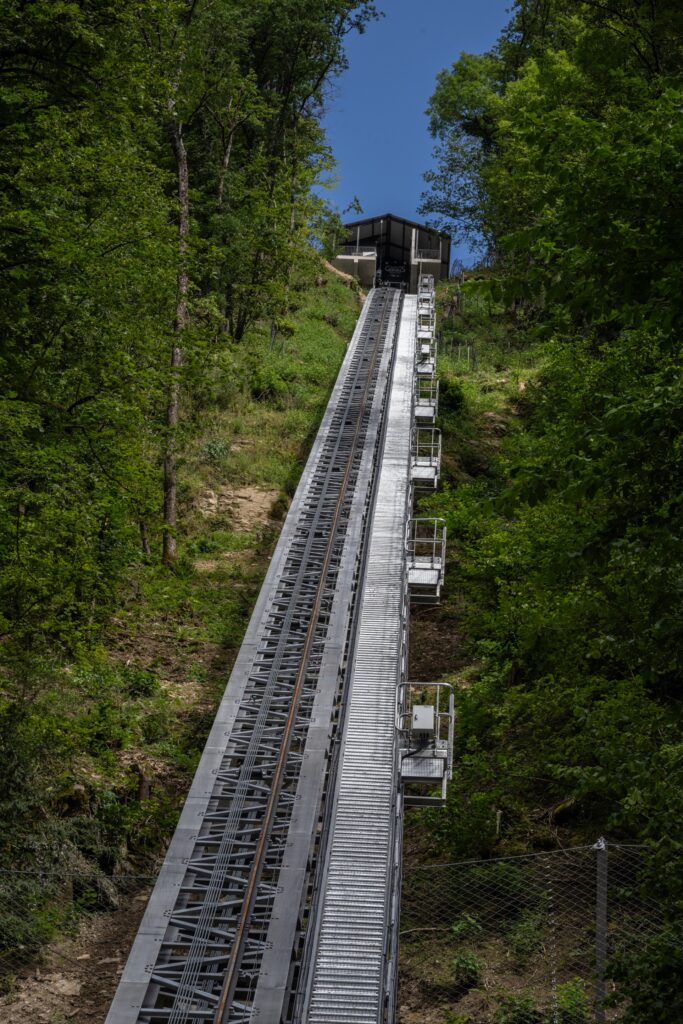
320;0;512;265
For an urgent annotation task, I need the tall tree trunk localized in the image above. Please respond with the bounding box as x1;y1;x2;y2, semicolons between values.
217;95;237;209
217;129;234;208
139;519;151;557
163;111;190;566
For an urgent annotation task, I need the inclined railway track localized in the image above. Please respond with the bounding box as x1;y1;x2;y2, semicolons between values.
119;289;402;1024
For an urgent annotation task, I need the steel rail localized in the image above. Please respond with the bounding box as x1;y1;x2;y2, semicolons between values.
213;291;398;1023
156;305;381;1021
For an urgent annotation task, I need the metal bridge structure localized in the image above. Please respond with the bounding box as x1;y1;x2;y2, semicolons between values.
107;280;450;1024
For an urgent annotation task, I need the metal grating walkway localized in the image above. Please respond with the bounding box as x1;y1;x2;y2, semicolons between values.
301;296;418;1024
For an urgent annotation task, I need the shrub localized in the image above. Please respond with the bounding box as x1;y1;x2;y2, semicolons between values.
201;438;230;466
494;994;543;1024
439;373;465;415
507;910;546;966
451;950;484;993
556;979;590;1023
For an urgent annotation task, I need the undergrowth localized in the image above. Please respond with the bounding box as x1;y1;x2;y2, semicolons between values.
0;272;359;955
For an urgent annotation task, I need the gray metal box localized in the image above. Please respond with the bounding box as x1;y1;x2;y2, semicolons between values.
411;705;435;739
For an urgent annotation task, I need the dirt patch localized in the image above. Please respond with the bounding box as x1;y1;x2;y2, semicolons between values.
0;891;151;1024
193;548;260;574
193;558;222;572
409;607;464;681
482;410;509;436
323;259;367;303
196;486;279;531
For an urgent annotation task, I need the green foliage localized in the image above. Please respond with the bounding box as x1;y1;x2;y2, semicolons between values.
421;0;683;1014
451;913;483;941
607;922;683;1023
201;439;231;466
451;950;484;993
0;0;371;969
494;994;543;1024
507;911;545;966
556;979;590;1024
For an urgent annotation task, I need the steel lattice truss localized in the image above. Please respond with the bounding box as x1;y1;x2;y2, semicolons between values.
132;290;401;1024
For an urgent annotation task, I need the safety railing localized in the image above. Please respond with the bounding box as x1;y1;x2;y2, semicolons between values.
397;681;455;806
411;427;441;491
337;245;377;256
406;517;446;603
411;427;441;467
414;375;439;420
407;516;446;565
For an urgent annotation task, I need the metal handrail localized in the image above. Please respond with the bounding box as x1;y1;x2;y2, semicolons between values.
406;516;447;566
417;323;435;338
397;681;455;776
338;245;377;256
411;428;441;466
416;249;441;260
415;375;439;404
416;336;437;356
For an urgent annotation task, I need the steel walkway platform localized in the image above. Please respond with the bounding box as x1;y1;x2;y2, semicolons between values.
299;296;418;1024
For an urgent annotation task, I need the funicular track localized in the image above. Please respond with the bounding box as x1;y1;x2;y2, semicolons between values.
107;289;402;1024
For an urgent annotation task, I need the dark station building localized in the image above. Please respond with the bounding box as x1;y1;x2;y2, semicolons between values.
330;212;451;293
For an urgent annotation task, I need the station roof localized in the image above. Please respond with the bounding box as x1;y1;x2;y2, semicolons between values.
343;212;450;239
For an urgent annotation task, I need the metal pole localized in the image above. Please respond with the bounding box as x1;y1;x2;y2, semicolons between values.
594;837;608;1023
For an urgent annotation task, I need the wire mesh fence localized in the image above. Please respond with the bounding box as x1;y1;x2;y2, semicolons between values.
398;841;664;1024
0;843;666;1023
0;869;154;1021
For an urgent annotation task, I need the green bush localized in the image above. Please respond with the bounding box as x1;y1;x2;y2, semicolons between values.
556;979;590;1023
451;912;483;941
201;438;231;466
494;994;543;1024
507;911;546;966
451;950;484;993
439;373;466;415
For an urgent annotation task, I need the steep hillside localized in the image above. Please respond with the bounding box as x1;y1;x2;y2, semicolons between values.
0;272;360;886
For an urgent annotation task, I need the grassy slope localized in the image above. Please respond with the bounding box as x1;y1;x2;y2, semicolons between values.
6;271;361;880
406;280;549;862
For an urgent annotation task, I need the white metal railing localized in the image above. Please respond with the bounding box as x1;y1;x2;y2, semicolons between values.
338;245;377;256
416;334;437;356
397;681;455;775
416;249;441;261
415;374;439;414
407;516;447;568
411;427;441;468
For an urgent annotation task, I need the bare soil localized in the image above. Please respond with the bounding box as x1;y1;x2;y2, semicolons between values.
196;485;280;530
409;606;464;681
0;893;151;1024
323;259;367;303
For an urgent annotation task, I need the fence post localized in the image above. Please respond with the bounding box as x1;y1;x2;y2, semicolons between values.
593;837;608;1023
